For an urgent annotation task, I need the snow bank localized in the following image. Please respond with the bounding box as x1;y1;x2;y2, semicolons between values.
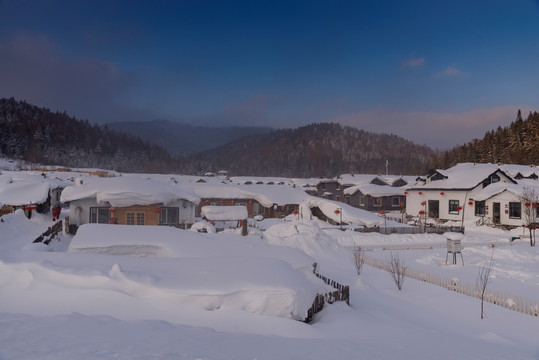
62;224;323;320
264;220;357;283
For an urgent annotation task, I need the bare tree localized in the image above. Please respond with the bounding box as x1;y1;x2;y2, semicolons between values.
520;187;538;247
352;246;366;275
385;252;407;290
476;249;494;319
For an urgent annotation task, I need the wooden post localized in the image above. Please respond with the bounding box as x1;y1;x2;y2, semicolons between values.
241;218;248;236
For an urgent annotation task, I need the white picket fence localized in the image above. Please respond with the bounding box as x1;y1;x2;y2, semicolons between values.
363;255;539;317
343;240;523;252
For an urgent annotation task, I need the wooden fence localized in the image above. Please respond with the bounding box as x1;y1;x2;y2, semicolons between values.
304;263;350;323
33;220;63;245
354;225;464;235
342;239;523;252
363;255;538;317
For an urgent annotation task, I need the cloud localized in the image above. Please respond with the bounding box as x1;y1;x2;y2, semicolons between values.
328;105;535;150
0;33;155;124
435;64;467;78
403;56;425;68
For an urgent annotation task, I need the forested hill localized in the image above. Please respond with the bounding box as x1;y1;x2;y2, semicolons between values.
0;97;174;172
431;110;539;169
179;123;435;177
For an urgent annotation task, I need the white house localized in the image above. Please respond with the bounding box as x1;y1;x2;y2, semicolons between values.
406;163;517;224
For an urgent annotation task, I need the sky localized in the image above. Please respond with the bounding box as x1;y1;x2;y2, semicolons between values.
1;0;538;149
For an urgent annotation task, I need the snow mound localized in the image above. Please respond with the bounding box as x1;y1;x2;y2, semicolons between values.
264;220;356;283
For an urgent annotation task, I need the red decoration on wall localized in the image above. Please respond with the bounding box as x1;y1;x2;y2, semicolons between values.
534;204;539;209
399;202;404;206
421;201;426;206
525;202;531;207
440;192;444;196
418;192;423;195
24;205;37;210
468;201;473;206
155;208;162;213
404;191;408;195
419;210;425;215
457;206;462;211
293;210;298;215
334;209;340;215
379;210;385;215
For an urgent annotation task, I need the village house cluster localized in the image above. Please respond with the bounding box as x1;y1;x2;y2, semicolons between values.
0;163;538;233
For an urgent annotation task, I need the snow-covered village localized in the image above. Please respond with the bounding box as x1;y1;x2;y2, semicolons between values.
2;1;539;359
1;157;538;359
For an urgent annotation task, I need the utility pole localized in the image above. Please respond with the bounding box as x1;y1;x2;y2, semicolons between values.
385;160;389;176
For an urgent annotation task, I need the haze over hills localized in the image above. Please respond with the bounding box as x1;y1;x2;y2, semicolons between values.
2;98;537;177
178;123;435;177
106;120;273;157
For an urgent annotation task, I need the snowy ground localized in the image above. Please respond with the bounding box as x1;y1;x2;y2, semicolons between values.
1;210;538;360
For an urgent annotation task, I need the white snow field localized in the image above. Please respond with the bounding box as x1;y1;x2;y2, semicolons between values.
1;210;538;360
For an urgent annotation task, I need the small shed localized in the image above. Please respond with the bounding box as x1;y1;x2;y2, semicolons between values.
200;205;248;235
445;232;464;265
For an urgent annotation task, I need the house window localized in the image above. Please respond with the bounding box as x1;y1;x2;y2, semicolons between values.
449;200;460;214
127;212;145;225
235;202;246;207
345;196;351;205
90;207;110;224
475;201;485;216
335;195;340;202
391;197;400;207
159;207;179;226
359;196;365;206
509;202;521;219
373;197;381;207
491;174;500;183
253;202;264;215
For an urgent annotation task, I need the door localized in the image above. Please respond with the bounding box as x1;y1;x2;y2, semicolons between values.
428;200;439;218
493;202;501;224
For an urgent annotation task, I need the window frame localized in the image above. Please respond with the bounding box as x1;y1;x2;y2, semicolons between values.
448;200;460;214
509;202;521;219
90;207;110;224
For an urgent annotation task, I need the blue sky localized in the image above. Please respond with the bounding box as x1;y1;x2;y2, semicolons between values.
1;0;538;149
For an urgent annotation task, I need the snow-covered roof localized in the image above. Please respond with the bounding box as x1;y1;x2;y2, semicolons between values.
498;164;538;179
0;180;51;206
338;174;389;186
60;176;200;207
201;205;248;220
301;198;384;227
191;183;310;207
229;176;291;185
344;183;405;197
473;181;539;201
411;163;515;190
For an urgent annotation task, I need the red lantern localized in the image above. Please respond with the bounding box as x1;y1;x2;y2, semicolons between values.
399;202;404;207
210;221;215;226
404;191;408;195
24;204;37;211
457;206;462;211
334;209;340;215
379;210;385;215
418;192;423;195
109;208;116;212
440;192;444;196
219;201;223;205
386;197;390;200
376;198;381;203
293;210;298;215
468;201;473;206
525;202;531;207
419;210;425;215
155;208;162;213
533;204;539;209
248;200;253;205
421;201;426;206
